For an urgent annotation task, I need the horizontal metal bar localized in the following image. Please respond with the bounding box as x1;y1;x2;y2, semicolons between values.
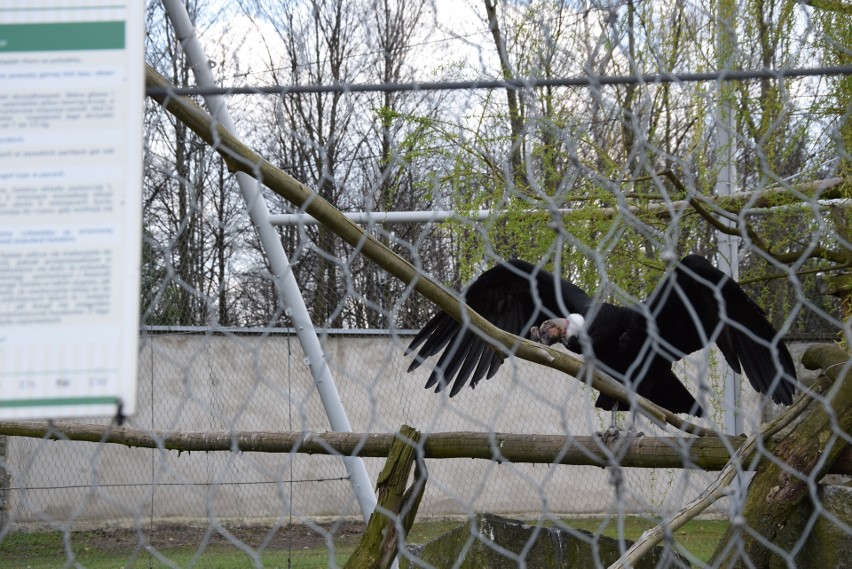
145;64;852;97
269;210;489;226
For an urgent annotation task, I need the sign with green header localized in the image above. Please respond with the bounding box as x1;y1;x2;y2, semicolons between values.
0;2;143;420
0;21;125;51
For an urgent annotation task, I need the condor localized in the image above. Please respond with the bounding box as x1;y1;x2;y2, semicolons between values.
406;256;797;418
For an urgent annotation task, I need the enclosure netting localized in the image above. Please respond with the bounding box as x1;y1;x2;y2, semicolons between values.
1;1;850;568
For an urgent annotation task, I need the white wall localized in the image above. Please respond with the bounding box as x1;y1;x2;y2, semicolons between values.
3;333;814;527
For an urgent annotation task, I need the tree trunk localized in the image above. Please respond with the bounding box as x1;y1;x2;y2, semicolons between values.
483;0;527;190
709;344;852;568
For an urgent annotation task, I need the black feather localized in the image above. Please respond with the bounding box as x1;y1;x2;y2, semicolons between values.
405;256;798;415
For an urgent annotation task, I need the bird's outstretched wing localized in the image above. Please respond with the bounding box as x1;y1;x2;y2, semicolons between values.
645;255;797;405
405;259;591;396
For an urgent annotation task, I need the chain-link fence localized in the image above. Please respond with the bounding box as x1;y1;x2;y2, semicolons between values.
1;0;851;567
6;331;821;522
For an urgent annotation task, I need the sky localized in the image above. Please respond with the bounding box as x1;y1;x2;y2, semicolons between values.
193;0;496;89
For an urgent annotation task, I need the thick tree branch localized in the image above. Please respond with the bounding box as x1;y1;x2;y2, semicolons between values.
659;170;846;264
569;175;846;226
737;261;851;285
805;0;852;15
483;0;527;189
709;344;852;567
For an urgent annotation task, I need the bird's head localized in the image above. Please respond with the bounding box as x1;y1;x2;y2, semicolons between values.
530;314;585;346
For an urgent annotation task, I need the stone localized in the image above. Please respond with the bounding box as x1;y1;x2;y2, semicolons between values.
399;513;689;568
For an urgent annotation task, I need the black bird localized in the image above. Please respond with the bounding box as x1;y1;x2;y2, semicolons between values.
405;256;797;421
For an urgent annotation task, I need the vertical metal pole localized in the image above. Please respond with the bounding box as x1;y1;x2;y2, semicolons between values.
161;0;377;522
715;0;742;435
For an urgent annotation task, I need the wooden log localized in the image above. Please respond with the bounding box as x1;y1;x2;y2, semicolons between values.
0;420;850;473
345;425;425;569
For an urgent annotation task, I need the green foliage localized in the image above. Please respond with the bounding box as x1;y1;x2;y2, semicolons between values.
813;1;852;178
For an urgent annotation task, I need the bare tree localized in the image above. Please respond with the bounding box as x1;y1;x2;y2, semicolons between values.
143;1;246;326
236;0;455;329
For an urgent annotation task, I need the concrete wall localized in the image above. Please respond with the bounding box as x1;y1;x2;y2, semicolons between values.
3;333;817;528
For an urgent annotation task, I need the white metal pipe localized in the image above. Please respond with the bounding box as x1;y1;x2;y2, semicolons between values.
269;193;852;229
270;189;848;227
270;209;573;226
162;0;378;523
269;209;482;226
715;0;742;436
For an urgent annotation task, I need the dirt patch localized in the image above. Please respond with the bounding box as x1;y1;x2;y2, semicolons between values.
66;520;368;554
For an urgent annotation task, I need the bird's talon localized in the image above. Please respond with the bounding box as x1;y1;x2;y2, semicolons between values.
596;425;622;446
595;426;644;447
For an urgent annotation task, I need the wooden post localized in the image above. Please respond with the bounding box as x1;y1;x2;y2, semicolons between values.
345;425;426;569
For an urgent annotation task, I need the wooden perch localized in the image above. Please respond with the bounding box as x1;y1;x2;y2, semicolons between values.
1;419;850;473
345;425;426;569
709;344;852;568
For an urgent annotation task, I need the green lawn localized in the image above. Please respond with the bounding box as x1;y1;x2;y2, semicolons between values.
0;517;727;568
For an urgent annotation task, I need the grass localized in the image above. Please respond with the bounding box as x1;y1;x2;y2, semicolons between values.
558;515;729;563
0;527;353;569
0;540;347;569
0;517;727;568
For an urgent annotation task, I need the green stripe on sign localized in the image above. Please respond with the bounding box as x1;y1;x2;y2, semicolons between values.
0;397;118;408
0;21;125;52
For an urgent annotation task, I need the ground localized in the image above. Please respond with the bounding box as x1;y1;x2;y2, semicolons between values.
2;517;732;566
81;520;368;553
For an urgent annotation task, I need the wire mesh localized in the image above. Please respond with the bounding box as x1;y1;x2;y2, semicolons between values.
1;0;850;567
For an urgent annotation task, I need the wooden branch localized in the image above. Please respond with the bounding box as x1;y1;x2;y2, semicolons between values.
805;0;852;15
552;176;845;224
709;344;852;568
654;171;768;249
687;195;770;251
345;425;426;569
609;369;838;569
144;64;714;436
632;172;847;212
738;261;851;285
641;170;847;264
1;419;850;473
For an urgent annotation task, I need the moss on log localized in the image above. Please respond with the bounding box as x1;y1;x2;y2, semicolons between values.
709;345;851;568
345;425;426;569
